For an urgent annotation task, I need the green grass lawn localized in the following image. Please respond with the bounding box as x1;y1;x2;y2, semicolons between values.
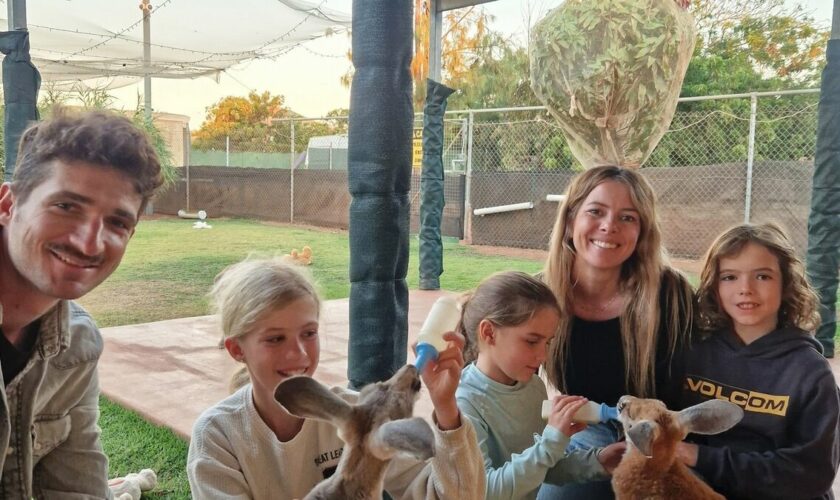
100;397;191;499
80;218;544;328
88;217;545;499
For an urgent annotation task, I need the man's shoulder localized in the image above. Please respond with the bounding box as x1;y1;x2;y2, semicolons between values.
51;301;103;369
67;301;96;327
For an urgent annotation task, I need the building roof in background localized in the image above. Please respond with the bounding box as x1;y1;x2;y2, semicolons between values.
307;134;348;149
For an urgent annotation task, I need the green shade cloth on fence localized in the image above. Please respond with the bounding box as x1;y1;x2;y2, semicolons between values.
189;150;292;169
346;0;413;388
0;30;40;181
419;79;456;290
807;38;840;357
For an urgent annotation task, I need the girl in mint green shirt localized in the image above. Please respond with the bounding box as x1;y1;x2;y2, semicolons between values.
455;272;625;500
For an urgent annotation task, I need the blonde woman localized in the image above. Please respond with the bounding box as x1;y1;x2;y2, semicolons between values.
538;166;694;499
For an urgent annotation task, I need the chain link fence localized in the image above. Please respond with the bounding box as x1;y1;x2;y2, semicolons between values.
458;89;820;259
154;89;820;261
156;114;468;235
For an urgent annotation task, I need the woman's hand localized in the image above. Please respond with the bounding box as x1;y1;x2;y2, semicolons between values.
547;395;588;437
676;442;699;467
419;331;465;431
597;442;627;474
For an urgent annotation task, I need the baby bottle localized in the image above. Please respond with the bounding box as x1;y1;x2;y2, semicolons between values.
414;296;461;371
541;399;619;423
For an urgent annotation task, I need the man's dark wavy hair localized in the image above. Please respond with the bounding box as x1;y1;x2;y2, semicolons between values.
11;110;163;214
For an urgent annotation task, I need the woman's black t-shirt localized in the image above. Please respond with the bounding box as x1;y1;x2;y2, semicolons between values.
563;279;691;409
565;316;625;406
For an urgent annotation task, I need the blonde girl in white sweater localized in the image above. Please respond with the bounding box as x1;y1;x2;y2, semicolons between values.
187;257;484;500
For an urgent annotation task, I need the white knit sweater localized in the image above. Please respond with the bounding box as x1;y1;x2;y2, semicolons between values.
187;384;485;500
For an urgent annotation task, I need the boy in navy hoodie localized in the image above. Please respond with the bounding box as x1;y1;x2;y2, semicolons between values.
680;223;840;499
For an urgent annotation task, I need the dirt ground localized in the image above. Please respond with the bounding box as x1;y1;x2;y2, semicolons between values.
463;243;548;262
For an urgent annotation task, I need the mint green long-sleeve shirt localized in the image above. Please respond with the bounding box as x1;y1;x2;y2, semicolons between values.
456;363;607;500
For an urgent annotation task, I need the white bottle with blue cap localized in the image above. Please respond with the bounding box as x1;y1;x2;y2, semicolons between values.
414;296;461;371
541;399;619;423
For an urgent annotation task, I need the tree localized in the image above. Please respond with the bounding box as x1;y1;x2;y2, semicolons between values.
642;0;828;167
192;92;349;160
368;0;826;172
192;91;294;150
447;31;538;111
0;85;178;186
412;0;492;106
440;31;578;172
691;0;829;85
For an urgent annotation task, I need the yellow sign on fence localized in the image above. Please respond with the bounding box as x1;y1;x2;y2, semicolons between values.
412;128;423;169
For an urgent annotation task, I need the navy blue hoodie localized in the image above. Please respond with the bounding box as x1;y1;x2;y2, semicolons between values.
682;327;840;499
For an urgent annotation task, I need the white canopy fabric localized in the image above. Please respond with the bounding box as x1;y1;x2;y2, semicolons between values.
1;0;350;89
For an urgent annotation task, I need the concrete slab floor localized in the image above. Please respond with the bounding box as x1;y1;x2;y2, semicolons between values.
98;290;450;440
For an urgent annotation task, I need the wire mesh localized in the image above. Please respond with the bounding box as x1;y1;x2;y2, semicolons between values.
165;91;820;261
459;92;819;259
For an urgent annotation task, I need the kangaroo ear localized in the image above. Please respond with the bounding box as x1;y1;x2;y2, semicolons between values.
368;417;435;461
275;376;353;424
626;421;656;458
677;399;744;435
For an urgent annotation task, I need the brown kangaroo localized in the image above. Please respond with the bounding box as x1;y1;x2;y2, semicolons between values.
612;395;743;500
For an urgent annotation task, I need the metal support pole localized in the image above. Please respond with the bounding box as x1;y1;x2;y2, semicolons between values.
744;93;757;224
429;0;443;81
184;127;191;212
140;0;152;121
463;111;474;243
7;0;27;31
225;135;230;167
833;0;839;39
4;0;28;182
474;201;534;216
290;119;295;223
460;117;468;171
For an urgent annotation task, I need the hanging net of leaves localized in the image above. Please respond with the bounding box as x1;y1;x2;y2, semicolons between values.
530;0;696;169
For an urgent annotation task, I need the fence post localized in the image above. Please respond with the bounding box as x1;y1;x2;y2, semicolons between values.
225;135;230;167
290;118;295;224
183;126;191;212
463;111;474;244
744;92;757;224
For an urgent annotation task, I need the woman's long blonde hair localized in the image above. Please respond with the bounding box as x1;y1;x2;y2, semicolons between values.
543;166;692;398
210;257;321;393
697;222;820;334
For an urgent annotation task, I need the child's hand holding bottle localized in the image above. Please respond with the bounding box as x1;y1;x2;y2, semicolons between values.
546;395;589;437
417;330;466;431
